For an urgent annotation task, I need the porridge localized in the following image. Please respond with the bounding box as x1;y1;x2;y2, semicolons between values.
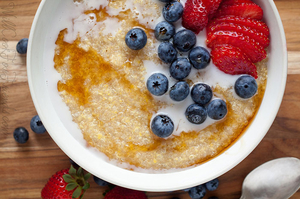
53;0;268;170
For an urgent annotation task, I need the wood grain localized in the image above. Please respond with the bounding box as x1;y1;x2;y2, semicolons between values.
0;0;300;198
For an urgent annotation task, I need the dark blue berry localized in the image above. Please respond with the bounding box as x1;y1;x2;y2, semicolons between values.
125;28;147;50
155;21;175;41
16;38;28;54
151;115;174;138
185;104;207;124
234;75;258;99
170;58;192;80
173;29;196;52
30;115;46;134
189;46;211;69
208;197;219;199
158;42;177;63
170;197;180;199
69;159;80;168
169;81;190;101
13;127;29;144
205;178;219;191
191;83;213;106
207;99;227;120
159;0;173;2
188;185;207;199
93;176;109;186
162;1;183;23
147;73;168;96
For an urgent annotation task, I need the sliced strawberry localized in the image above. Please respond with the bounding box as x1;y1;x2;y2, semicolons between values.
203;0;223;19
207;31;267;63
211;45;257;78
220;0;253;7
182;0;209;34
208;16;269;36
207;22;270;47
214;3;263;20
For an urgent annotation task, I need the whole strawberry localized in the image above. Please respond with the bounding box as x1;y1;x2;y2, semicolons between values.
182;0;208;34
41;165;91;199
104;186;148;199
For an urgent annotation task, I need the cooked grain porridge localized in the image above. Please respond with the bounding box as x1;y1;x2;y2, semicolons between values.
53;0;268;170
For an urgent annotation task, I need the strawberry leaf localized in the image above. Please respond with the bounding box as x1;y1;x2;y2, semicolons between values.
82;182;90;190
84;173;91;181
77;167;84;177
72;186;82;198
63;174;75;183
69;165;77;178
66;182;78;191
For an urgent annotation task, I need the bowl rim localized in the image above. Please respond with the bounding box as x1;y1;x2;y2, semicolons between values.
27;0;288;192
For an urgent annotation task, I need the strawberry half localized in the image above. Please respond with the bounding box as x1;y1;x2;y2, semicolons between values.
207;22;270;47
211;45;258;78
41;166;91;199
203;0;223;19
207;30;266;63
104;186;148;199
208;16;269;36
220;0;253;6
182;0;209;34
214;3;263;20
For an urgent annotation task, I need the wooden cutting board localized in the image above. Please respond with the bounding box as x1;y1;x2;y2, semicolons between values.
0;0;299;198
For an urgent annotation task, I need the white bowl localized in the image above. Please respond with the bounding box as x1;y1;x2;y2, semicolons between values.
27;0;287;192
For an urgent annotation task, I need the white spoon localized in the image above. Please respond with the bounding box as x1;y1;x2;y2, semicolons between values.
240;157;300;199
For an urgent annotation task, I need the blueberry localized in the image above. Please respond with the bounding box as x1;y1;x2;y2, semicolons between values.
191;83;213;106
185;104;207;124
159;0;173;2
170;198;180;199
173;29;196;52
188;185;206;199
234;75;258;99
162;1;183;23
155;21;175;41
125;28;147;50
170;58;192;80
151;115;174;138
147;73;168;96
158;42;177;63
16;38;28;54
69;159;80;168
205;178;219;191
93;176;109;186
207;99;227;120
30;115;46;134
189;46;211;69
170;81;190;101
208;197;219;199
13;127;29;144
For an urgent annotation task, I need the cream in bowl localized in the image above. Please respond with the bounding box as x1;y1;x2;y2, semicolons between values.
27;0;287;191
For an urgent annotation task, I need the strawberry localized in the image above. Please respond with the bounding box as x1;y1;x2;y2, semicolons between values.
220;0;253;6
211;45;258;78
207;22;270;47
214;3;263;20
208;16;269;36
206;30;267;63
41;166;91;199
104;186;148;199
182;0;209;34
202;0;223;19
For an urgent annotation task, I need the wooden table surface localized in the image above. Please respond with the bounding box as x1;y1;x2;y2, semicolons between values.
0;0;299;198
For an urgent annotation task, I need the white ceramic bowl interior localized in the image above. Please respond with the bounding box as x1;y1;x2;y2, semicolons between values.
27;0;287;192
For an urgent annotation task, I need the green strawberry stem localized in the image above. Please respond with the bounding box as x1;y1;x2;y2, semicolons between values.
63;165;91;198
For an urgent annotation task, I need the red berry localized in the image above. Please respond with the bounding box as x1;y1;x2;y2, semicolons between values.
202;0;223;19
207;22;270;48
104;186;148;199
211;45;258;78
206;30;266;63
208;16;269;36
214;3;263;20
220;0;253;6
182;0;209;34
